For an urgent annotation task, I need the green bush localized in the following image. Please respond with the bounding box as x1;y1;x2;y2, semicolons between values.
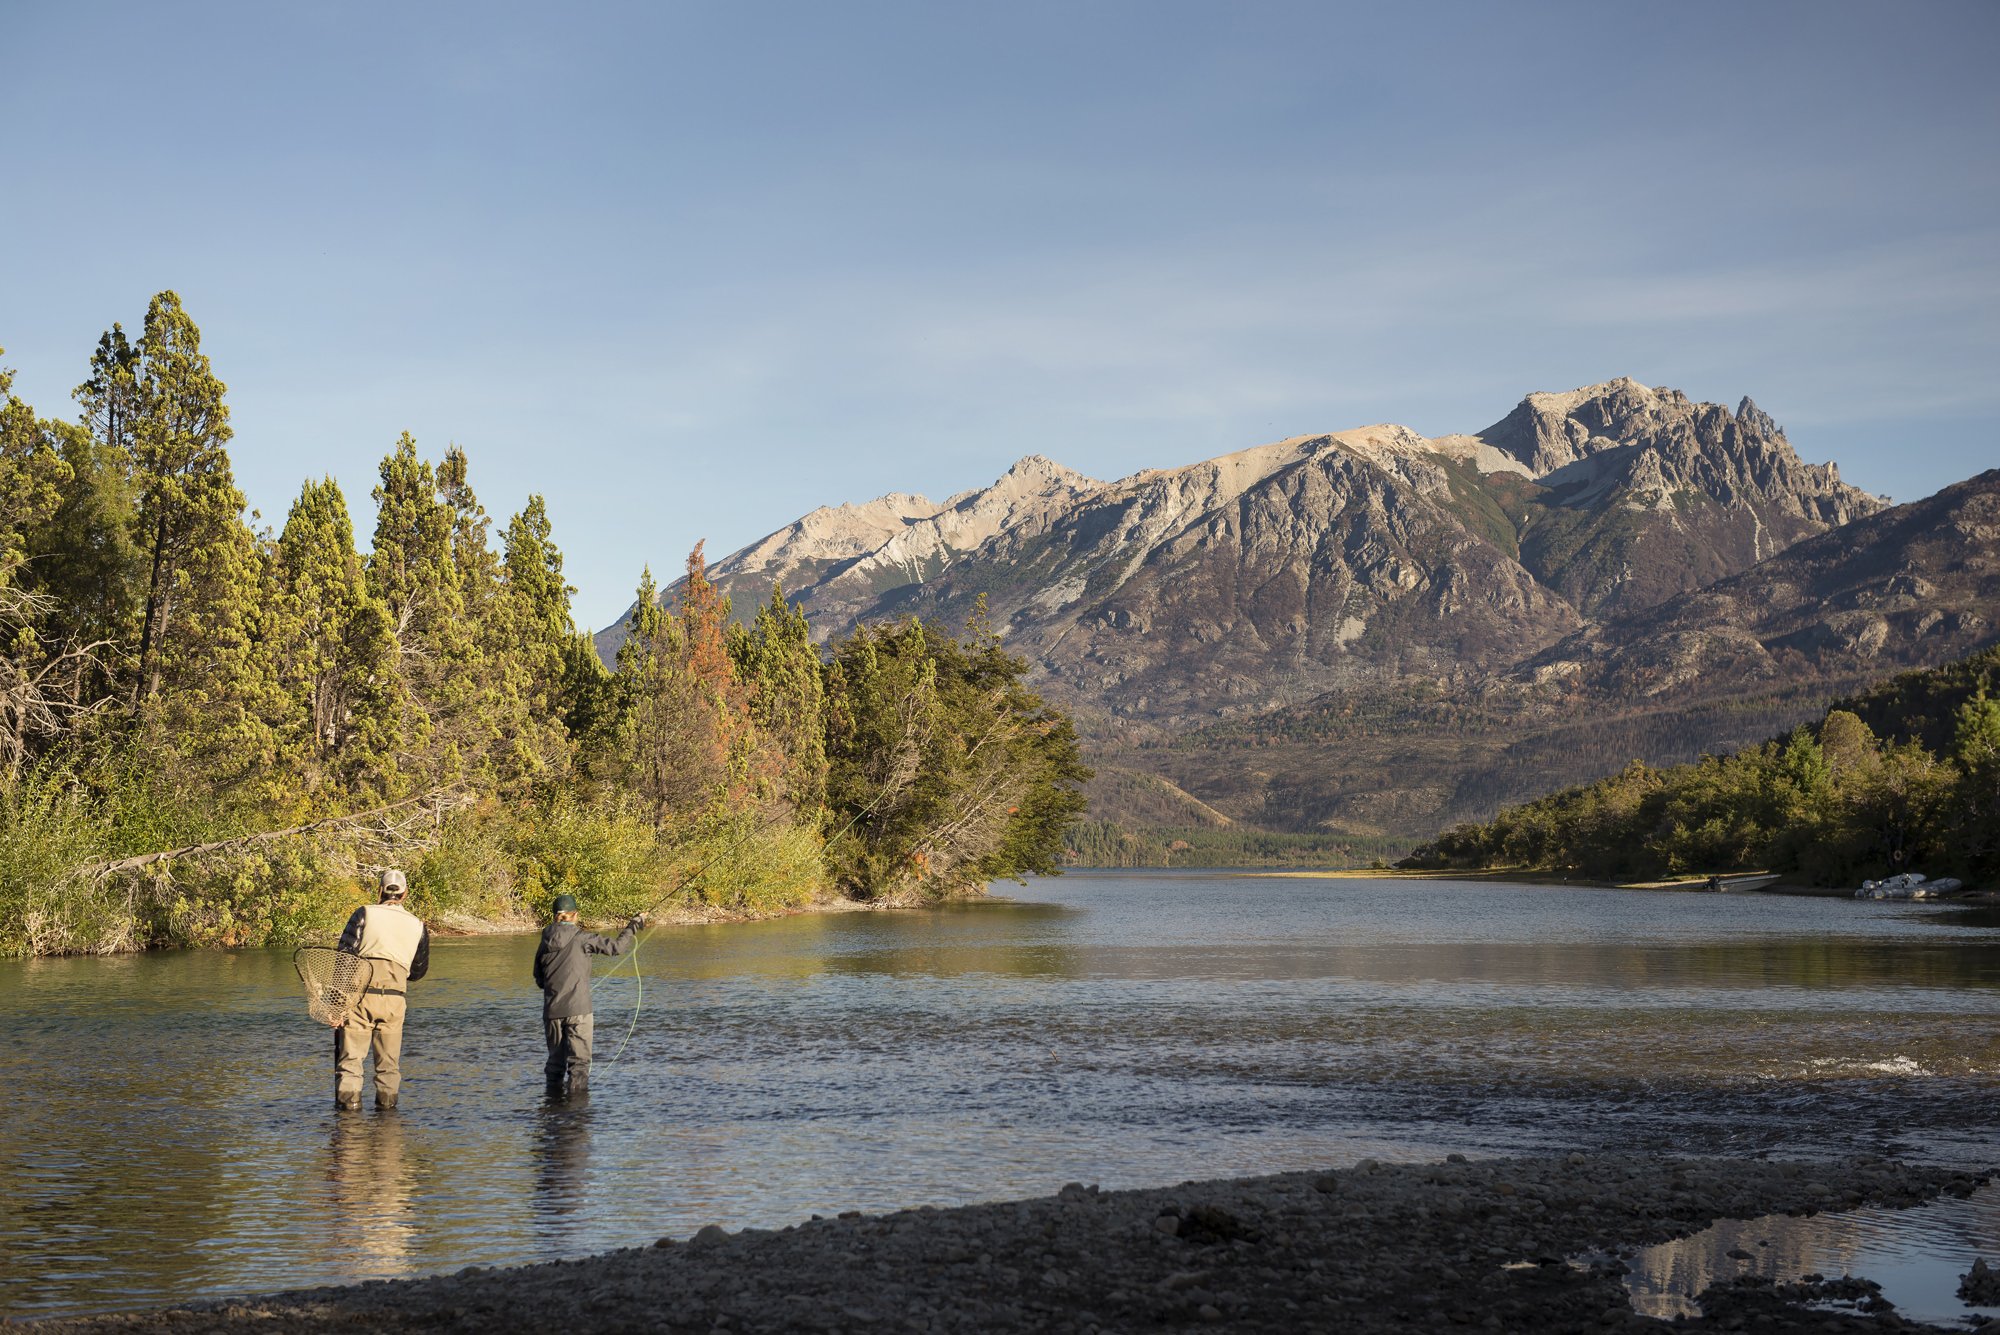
506;791;662;920
0;774;119;956
409;806;520;921
150;841;348;949
674;811;827;912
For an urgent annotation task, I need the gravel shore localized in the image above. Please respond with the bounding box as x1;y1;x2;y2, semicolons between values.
24;1154;1993;1333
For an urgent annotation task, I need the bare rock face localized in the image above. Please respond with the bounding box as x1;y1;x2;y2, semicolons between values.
1514;469;2000;700
1476;379;1886;616
949;441;1582;729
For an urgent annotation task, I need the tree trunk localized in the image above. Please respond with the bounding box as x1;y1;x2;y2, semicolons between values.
135;512;170;707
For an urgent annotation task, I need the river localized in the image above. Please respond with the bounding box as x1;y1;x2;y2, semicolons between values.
3;872;1997;1318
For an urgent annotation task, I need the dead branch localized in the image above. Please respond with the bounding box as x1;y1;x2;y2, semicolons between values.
79;787;471;880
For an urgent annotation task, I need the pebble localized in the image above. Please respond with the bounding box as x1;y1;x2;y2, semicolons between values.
19;1154;1985;1335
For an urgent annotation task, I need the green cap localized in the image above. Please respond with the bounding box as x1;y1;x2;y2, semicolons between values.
552;893;579;915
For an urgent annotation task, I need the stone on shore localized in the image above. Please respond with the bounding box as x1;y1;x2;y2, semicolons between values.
19;1153;1989;1334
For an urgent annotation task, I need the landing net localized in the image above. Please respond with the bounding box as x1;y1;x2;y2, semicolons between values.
294;946;372;1027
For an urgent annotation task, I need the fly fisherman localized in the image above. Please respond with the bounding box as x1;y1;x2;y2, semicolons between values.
534;894;645;1097
333;869;430;1111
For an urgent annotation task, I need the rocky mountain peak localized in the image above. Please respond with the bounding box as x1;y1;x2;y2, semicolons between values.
1001;454;1083;484
1479;379;1874;510
1735;396;1781;438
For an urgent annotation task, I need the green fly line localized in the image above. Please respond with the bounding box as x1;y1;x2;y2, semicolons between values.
599;790;897;1066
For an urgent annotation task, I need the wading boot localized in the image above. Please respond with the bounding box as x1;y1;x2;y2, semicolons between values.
567;1070;589;1098
335;1091;362;1111
375;1092;398;1111
545;1076;567;1100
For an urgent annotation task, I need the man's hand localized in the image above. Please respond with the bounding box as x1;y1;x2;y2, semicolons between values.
630;913;649;929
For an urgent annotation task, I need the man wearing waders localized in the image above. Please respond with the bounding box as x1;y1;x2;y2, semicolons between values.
334;869;430;1110
534;894;644;1096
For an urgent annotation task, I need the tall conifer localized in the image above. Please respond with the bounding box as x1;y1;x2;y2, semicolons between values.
128;292;238;706
274;478;400;804
729;583;829;817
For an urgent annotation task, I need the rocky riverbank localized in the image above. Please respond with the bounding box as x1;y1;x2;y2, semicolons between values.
23;1154;1993;1333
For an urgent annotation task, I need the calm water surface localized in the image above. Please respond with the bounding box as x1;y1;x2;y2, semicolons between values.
4;873;1998;1317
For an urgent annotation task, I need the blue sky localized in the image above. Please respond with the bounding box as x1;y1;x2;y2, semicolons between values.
4;1;1995;630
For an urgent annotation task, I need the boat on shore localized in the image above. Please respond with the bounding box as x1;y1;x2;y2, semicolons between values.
1856;872;1965;900
1701;873;1782;892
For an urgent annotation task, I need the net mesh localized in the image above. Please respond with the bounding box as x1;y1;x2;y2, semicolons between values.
294;946;372;1027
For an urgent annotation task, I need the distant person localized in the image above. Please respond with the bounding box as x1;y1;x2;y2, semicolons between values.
334;869;430;1111
534;894;645;1097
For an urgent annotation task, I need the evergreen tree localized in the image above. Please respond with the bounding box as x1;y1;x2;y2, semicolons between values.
594;548;763;823
438;448;552;790
367;433;456;773
74;324;140;462
604;565;688;813
822;609;1089;898
272;478;401;804
729;583;829;817
138;505;282;801
560;632;615;743
675;542;755;801
500;494;580;782
23;418;141;661
0;355;70;580
127;291;238;706
1949;692;2000;882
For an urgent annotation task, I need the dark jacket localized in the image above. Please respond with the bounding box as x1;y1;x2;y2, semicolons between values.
533;918;639;1020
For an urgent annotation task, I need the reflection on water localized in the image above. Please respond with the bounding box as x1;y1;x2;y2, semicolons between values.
325;1114;423;1269
1625;1182;2000;1326
532;1093;594;1228
1;873;1996;1317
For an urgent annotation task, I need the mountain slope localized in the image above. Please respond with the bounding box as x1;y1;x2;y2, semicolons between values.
1142;470;1999;841
595;380;1921;805
1474;378;1881;615
1512;468;2000;699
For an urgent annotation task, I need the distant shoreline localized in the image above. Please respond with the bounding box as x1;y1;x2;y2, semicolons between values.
1248;867;1999;900
1249;867;1840;896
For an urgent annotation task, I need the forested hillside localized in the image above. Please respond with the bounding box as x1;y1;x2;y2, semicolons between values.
1400;648;2000;888
0;293;1088;956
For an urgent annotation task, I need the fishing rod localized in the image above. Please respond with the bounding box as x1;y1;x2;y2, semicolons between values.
598;779;902;1065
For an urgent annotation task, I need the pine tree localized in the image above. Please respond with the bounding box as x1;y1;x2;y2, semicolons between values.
139;505;283;802
272;478;401;804
559;632;616;745
367;433;456;772
500;494;579;781
603;565;680;810
674;542;753;800
127;291;239;707
24;418;141;664
0;355;70;580
437;448;549;790
74;325;140;462
821;610;1089;898
729;583;828;817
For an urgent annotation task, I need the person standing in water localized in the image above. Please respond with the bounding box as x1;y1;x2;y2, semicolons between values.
334;869;431;1111
533;894;645;1097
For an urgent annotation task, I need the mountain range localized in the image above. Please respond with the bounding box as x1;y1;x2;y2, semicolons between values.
600;379;1998;845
